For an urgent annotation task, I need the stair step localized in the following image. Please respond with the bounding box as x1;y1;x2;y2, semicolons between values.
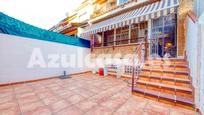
140;71;189;79
148;58;186;61
133;87;194;106
144;63;188;68
145;60;188;65
142;68;189;75
139;74;190;83
143;66;189;73
136;80;192;92
139;75;191;88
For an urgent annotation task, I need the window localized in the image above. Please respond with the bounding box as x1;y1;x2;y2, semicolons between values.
118;0;128;5
104;30;114;46
131;22;148;43
116;26;129;45
94;33;102;47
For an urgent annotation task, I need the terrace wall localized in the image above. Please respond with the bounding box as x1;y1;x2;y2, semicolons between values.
186;13;204;114
0;34;90;84
177;0;194;57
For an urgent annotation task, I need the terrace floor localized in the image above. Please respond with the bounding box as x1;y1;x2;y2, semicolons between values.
0;73;197;115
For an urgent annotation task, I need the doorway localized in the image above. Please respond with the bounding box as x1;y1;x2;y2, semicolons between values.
150;13;177;59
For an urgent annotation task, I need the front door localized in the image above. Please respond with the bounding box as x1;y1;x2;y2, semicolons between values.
150;13;177;59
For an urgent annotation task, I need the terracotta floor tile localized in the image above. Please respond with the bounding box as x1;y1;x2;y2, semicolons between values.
0;73;197;115
42;96;60;105
169;107;196;115
14;87;33;94
37;91;55;99
55;106;83;115
84;105;113;115
114;98;146;115
16;92;35;99
144;101;170;115
33;87;49;93
101;97;127;111
76;89;95;98
67;94;86;105
0;101;18;110
53;89;71;96
18;95;40;105
49;100;71;113
75;100;98;112
0;95;15;104
19;101;45;113
57;89;75;98
23;106;52;115
0;92;14;98
0;106;20;115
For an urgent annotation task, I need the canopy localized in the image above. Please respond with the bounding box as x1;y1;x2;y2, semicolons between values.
0;12;90;48
82;0;179;36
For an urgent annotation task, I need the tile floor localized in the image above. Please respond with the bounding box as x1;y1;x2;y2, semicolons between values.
0;73;197;115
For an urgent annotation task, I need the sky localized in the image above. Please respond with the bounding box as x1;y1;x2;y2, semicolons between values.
0;0;84;30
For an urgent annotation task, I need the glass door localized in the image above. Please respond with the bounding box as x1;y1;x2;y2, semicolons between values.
150;13;177;59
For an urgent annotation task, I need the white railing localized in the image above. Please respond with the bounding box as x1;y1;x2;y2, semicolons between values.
186;14;204;114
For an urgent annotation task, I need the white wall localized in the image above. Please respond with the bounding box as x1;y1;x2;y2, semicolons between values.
199;12;204;114
0;33;90;84
186;14;204;114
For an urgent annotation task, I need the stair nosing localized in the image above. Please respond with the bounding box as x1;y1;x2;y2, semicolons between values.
144;64;188;68
133;87;194;105
139;74;190;82
136;80;192;92
142;68;189;74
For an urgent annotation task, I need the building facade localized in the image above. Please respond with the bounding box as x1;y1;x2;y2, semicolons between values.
50;0;94;38
80;0;194;59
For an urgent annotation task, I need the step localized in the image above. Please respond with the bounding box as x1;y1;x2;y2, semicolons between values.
145;60;188;65
139;74;190;83
135;80;193;98
140;71;189;79
144;63;188;68
143;66;189;72
136;80;192;93
133;87;194;107
141;68;189;75
139;75;191;88
147;58;186;61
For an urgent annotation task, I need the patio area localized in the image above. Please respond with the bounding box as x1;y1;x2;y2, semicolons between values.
0;73;196;115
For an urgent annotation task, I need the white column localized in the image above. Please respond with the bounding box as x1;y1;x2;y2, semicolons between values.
129;24;131;44
148;19;151;40
92;34;94;48
102;31;104;47
114;28;116;46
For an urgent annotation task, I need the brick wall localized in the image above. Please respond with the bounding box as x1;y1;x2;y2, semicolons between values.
177;0;194;56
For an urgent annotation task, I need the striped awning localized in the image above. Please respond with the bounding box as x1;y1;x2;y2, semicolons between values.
81;0;179;37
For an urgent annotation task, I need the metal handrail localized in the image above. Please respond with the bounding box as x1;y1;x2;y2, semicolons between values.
132;38;146;91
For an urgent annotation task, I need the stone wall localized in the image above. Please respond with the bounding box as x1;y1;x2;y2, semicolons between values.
91;45;138;59
91;43;149;60
177;0;194;56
